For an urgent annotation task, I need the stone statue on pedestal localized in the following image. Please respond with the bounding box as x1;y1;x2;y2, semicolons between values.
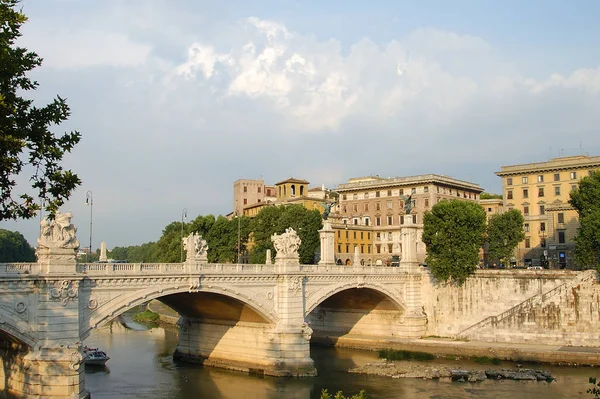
271;228;301;257
183;233;209;262
37;211;80;250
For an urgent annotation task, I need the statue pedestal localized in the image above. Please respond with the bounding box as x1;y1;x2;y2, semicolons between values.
318;221;336;266
399;215;420;273
276;255;300;272
36;247;77;274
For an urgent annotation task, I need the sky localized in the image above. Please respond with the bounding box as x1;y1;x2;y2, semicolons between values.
2;0;600;249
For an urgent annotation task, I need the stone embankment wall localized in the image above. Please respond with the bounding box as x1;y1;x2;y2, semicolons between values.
422;269;600;346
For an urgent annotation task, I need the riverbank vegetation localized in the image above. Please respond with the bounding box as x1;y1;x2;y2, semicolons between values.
320;389;369;399
132;310;159;323
379;349;435;361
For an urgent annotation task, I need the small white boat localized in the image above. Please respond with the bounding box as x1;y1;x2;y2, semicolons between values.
84;346;110;366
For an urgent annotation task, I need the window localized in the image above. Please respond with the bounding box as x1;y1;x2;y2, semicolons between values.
353;219;358;225
558;231;566;244
554;173;560;181
353;232;357;239
507;190;513;200
368;233;371;240
243;198;247;205
342;205;347;213
337;231;341;238
399;189;404;195
387;216;393;225
353;194;358;200
524;223;529;232
376;244;381;253
507;177;513;186
537;175;544;183
558;212;565;223
346;245;349;253
387;190;392;196
570;172;577;179
413;214;417;224
554;186;561;196
523;206;529;216
388;244;393;253
342;194;347;200
376;217;381;226
525;238;530;248
345;231;349;239
364;203;369;211
400;215;404;225
411;188;416;194
337;245;341;253
258;199;261;203
488;207;492;212
540;222;546;231
365;218;370;226
522;176;528;184
353;204;358;212
538;187;544;197
425;199;429;208
387;200;392;209
540;205;545;215
258;186;261;193
523;188;528;198
376;191;380;198
360;232;364;239
364;192;369;199
243;186;247;193
424;186;429;193
360;245;364;253
376;202;381;211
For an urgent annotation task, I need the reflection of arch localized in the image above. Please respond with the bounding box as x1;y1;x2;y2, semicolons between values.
0;313;36;348
82;286;276;341
305;283;405;317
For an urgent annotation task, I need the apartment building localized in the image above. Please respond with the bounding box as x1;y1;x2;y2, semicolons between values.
495;155;600;269
334;174;483;265
232;179;275;216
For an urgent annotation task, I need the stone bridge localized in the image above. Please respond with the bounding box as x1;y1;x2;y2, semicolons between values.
2;214;599;398
0;216;426;398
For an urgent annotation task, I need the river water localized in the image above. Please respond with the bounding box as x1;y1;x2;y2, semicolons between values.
84;318;598;399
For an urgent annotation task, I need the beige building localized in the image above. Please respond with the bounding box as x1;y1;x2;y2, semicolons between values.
334;174;483;265
495;155;600;269
232;179;275;216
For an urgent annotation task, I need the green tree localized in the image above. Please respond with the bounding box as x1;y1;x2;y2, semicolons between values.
422;200;487;284
250;205;322;264
0;228;35;261
569;170;600;269
154;221;185;262
188;214;216;238
480;192;503;200
206;215;237;263
1;0;81;221
486;209;525;267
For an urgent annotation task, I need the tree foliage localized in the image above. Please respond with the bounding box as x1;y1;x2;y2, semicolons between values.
486;209;525;265
480;192;503;200
250;205;322;264
0;228;35;261
0;0;81;221
569;170;600;269
422;200;487;284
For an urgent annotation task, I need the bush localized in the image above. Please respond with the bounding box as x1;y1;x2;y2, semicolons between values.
320;389;369;399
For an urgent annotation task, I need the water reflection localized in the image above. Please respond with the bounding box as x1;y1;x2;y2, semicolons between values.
84;321;598;399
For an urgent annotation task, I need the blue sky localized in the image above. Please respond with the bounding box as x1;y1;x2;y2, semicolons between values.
2;0;599;248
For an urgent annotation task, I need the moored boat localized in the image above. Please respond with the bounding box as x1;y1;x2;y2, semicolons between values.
84;346;110;366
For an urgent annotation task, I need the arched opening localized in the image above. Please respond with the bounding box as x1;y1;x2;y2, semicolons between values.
300;186;304;196
291;184;296;196
307;288;406;342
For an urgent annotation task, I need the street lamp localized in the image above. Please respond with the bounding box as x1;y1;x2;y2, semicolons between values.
236;212;241;264
181;208;187;263
539;229;547;268
85;191;93;263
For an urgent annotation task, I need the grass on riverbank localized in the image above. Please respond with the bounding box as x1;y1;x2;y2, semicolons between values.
472;356;501;365
379;349;435;361
132;310;159;323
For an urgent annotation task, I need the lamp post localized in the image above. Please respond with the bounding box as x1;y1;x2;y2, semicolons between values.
181;208;187;263
539;228;547;268
237;212;241;264
85;191;93;263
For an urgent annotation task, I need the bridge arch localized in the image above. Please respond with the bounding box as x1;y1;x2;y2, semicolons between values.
305;281;406;317
81;285;276;340
0;312;37;348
